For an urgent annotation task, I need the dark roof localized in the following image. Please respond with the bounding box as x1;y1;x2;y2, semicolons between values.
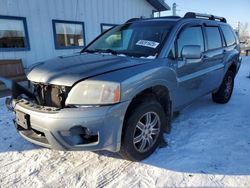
146;0;170;11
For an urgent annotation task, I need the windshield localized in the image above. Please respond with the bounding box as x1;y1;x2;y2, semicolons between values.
84;21;174;58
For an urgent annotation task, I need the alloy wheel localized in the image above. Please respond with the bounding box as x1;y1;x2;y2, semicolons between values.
133;112;161;153
224;75;233;99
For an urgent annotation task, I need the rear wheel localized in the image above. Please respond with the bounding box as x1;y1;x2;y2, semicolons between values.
119;98;166;161
212;70;234;104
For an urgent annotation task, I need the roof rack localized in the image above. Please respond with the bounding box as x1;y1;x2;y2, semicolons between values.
156;16;181;19
125;18;141;23
125;16;181;23
184;12;227;23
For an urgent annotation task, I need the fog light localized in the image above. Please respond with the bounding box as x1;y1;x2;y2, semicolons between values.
60;126;98;146
60;126;90;136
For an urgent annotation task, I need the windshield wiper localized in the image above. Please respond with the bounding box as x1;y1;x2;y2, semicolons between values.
83;48;118;55
82;49;98;53
95;49;118;55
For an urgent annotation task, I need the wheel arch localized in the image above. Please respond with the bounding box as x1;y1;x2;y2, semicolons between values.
122;85;172;139
228;63;237;77
224;49;240;77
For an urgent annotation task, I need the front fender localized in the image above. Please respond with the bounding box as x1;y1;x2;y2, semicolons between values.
121;67;177;102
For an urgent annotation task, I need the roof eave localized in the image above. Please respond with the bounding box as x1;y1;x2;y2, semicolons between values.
146;0;171;11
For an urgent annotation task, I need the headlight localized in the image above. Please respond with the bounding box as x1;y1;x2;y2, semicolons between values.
65;80;120;105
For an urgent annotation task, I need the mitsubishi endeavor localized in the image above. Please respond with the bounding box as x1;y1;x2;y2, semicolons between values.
4;12;241;161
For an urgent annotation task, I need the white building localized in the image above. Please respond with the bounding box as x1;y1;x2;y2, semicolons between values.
0;0;170;68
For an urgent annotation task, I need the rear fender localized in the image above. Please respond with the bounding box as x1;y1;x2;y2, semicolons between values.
223;49;241;75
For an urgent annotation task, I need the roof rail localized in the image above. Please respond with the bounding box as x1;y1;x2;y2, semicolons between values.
125;16;181;24
125;18;141;23
184;12;227;23
156;16;181;19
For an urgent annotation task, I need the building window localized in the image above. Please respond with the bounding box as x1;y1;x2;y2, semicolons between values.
52;20;85;49
0;15;30;51
101;23;118;33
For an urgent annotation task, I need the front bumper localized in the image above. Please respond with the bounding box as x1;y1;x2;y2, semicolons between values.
12;99;130;152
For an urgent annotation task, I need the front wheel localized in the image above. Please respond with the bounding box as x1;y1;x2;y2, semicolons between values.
212;70;235;104
119;99;166;161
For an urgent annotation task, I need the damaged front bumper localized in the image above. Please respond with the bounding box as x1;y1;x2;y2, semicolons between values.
10;99;130;152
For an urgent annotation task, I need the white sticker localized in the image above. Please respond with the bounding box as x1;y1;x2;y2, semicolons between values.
136;40;160;49
70;38;74;44
78;39;84;46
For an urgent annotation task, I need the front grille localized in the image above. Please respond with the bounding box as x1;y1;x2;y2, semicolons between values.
19;129;49;145
33;83;71;108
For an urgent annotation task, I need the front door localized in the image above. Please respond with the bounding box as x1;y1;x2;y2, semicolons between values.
170;25;206;109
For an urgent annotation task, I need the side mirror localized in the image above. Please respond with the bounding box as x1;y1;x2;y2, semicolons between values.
181;45;202;60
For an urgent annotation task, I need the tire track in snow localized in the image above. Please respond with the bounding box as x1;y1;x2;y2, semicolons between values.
95;160;133;188
135;170;156;188
44;156;100;187
95;160;155;188
0;155;36;183
0;158;21;168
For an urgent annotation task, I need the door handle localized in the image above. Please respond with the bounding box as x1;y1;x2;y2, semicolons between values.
202;55;209;60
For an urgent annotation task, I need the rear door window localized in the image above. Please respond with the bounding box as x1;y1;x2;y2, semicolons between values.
177;26;204;58
220;25;236;46
205;27;222;50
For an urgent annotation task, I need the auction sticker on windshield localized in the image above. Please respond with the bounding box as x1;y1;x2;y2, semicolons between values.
136;40;160;49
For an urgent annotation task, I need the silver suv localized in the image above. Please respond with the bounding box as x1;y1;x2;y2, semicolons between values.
4;12;241;161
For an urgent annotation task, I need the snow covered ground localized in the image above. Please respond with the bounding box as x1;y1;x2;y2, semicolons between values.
0;57;250;188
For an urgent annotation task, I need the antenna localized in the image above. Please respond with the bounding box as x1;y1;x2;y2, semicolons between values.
172;3;177;16
74;0;79;52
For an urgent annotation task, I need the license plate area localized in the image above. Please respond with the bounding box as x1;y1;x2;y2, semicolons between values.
16;111;30;130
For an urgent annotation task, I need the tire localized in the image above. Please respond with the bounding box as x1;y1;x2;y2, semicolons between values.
119;97;166;161
212;70;234;104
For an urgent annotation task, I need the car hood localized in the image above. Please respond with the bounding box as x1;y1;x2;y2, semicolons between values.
27;53;152;86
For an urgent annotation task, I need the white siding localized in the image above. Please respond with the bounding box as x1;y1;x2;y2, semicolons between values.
0;0;155;67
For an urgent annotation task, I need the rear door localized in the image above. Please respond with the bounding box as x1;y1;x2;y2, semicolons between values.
201;25;225;92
